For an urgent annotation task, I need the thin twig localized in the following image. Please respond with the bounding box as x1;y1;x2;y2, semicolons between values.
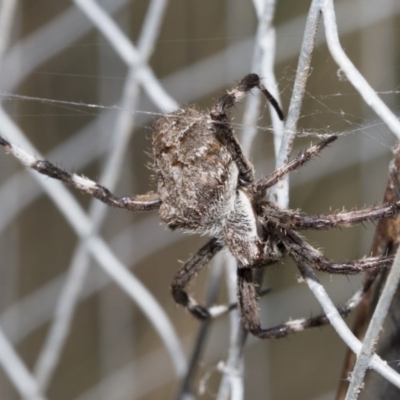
297;262;400;389
345;251;400;399
343;144;400;398
336;144;400;399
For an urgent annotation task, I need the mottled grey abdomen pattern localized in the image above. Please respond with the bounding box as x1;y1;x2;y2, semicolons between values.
152;108;238;234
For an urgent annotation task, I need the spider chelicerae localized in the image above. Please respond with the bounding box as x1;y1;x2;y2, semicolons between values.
0;73;398;339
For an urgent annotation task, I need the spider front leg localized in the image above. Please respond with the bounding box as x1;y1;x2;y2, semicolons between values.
210;74;284;184
251;134;337;196
0;136;161;212
211;73;284;122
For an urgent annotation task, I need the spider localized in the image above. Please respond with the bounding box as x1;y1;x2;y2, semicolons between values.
0;73;399;339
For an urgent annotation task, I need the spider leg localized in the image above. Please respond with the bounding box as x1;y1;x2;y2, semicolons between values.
210;74;284;184
262;201;400;231
171;238;223;319
0;136;161;212
237;266;374;339
171;238;273;319
251;134;337;196
211;73;284;121
280;228;394;274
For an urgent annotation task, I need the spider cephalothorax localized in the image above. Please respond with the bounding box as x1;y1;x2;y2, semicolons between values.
0;74;398;339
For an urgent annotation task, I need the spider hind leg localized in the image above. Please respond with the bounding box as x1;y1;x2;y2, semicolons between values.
0;137;161;211
171;238;223;320
237;261;376;339
171;237;274;320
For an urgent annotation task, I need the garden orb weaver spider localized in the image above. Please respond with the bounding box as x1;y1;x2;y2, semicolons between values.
0;73;398;339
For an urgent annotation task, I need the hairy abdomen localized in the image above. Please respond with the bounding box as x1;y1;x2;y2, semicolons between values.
152;108;238;234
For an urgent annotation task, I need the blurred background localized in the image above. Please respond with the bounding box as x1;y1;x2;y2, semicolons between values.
0;0;399;399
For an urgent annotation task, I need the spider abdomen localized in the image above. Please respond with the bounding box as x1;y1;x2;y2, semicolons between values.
152;107;239;235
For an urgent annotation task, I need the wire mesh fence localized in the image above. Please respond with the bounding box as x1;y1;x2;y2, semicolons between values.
0;0;399;399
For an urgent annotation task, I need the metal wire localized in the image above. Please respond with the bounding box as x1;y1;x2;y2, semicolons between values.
0;1;399;399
